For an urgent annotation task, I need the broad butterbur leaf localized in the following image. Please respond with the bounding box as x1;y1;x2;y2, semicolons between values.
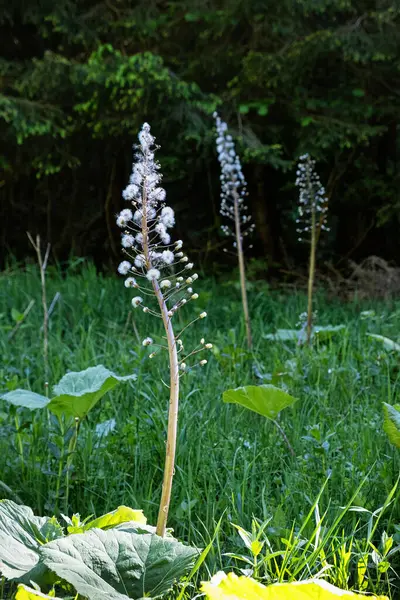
95;418;116;438
223;385;297;420
0;390;49;410
114;522;159;535
263;329;301;342
15;585;63;600
0;500;63;582
314;325;346;340
383;402;400;448
0;366;135;420
201;572;388;599
48;365;136;419
67;506;146;534
264;326;345;343
41;528;198;600
367;334;400;352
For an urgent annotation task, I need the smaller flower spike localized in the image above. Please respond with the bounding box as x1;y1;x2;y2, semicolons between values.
213;113;255;245
295;153;329;242
213;112;253;349
294;153;328;345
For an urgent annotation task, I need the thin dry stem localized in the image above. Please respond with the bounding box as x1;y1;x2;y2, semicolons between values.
27;233;51;390
306;202;317;345
233;190;252;349
272;419;296;457
154;279;179;537
140;179;179;537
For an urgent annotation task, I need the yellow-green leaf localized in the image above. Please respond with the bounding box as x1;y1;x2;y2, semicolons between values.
16;585;61;600
223;385;297;420
250;540;264;557
383;402;400;448
201;572;388;600
67;506;146;533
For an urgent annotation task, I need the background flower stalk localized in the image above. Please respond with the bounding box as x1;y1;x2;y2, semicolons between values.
214;112;254;350
295;154;329;345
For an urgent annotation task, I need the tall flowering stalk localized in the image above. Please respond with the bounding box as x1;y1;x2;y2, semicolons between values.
116;123;210;536
295;153;329;344
213;113;255;350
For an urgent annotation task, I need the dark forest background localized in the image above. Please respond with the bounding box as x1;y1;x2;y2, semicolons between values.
1;0;399;274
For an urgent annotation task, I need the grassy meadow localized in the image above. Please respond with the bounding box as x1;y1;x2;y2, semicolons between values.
1;261;400;596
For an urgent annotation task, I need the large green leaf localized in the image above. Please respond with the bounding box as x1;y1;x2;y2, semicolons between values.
0;390;49;410
48;365;136;419
383;402;400;448
263;329;301;342
263;326;345;343
41;528;198;600
367;333;400;352
0;500;63;582
223;385;297;420
313;325;346;340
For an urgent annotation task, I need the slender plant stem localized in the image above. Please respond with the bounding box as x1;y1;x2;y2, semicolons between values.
154;280;179;537
54;417;65;513
140;177;179;537
272;419;296;457
65;418;80;514
14;414;24;475
27;233;51;391
233;190;252;349
306;203;317;345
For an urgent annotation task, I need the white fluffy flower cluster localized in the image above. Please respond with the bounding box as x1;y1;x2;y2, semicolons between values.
213;112;255;245
116;123;200;320
295;154;329;242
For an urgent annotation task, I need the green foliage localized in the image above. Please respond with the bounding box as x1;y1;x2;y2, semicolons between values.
49;365;136;419
1;265;400;597
0;499;196;599
1;1;400;263
223;385;297;420
16;585;62;600
367;334;400;352
0;389;49;410
382;403;400;449
225;480;399;593
0;500;63;582
65;505;146;534
0;365;136;419
41;529;197;600
264;325;347;344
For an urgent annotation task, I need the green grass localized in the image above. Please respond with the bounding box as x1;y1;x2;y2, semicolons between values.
1;260;400;595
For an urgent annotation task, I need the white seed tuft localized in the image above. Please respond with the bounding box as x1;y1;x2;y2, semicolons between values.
132;296;143;308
